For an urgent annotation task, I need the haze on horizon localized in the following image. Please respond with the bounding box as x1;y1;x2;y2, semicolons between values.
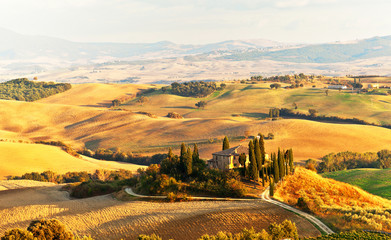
0;0;390;45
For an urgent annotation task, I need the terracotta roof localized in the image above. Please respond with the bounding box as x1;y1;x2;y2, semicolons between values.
212;145;248;156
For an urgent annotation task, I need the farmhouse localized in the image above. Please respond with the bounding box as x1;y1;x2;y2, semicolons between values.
207;145;249;170
328;85;348;90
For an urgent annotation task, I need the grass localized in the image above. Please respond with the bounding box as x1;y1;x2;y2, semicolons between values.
322;169;391;200
275;167;391;232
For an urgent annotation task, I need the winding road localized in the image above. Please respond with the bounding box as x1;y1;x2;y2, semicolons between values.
261;187;335;235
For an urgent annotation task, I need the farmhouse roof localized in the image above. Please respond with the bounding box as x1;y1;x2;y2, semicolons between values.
212;145;248;156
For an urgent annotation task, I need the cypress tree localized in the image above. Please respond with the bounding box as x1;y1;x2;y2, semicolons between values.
192;143;199;162
278;148;285;181
269;178;274;197
239;153;247;177
168;147;174;160
180;143;186;174
185;147;193;176
254;138;262;172
273;152;279;183
289;148;294;174
222;136;230;150
248;140;258;181
259;134;265;164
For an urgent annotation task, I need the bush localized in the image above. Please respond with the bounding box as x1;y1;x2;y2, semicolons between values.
1;229;34;240
137;234;162;240
170;81;217;97
27;219;74;240
167;112;183;119
70;180;122;198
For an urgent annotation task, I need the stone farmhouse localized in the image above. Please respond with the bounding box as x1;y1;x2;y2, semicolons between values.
207;145;249;170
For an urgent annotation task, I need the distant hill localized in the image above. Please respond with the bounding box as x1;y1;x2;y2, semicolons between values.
222;36;391;63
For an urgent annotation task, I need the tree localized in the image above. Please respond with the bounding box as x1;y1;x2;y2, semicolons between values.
27;219;74;240
270;83;281;89
112;99;120;107
195;100;207;109
248;140;258;181
273;153;279;183
137;96;149;105
192;144;199;163
222;136;230;150
325;89;329;96
179;143;187;174
269;178;274;197
1;228;34;240
278;148;285;181
185;147;193;176
239;153;247;177
308;109;318;117
288;149;294;174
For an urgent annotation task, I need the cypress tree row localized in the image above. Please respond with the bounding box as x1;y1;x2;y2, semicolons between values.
222;136;230;150
278;148;285;181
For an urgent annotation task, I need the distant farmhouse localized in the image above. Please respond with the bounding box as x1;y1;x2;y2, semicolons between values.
207;145;249;170
328;85;348;90
368;84;379;89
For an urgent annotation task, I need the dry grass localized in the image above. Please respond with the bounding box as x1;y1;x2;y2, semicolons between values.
275;167;391;232
0;185;320;240
0;141;145;179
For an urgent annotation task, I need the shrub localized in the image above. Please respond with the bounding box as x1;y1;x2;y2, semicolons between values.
137;234;162;240
1;229;34;240
167;112;183;119
27;219;73;240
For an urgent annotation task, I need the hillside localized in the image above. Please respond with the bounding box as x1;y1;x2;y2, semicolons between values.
0;141;144;179
1;83;391;162
322;169;391;200
0;185;320;240
275;168;391;232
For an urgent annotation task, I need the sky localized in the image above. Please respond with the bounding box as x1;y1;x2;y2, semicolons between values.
0;0;390;44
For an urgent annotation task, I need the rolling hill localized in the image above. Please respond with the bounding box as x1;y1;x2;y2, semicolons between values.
0;141;144;179
1;83;391;163
322;168;391;200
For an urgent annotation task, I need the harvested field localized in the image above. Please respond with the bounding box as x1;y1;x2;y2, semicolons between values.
0;186;321;240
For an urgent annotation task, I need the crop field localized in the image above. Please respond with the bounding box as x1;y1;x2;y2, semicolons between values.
0;185;320;240
322;168;391;200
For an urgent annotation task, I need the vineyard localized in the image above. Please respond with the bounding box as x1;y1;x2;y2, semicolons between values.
0;185;320;240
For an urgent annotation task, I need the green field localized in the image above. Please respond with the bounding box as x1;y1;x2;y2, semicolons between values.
322;168;391;199
123;83;391;125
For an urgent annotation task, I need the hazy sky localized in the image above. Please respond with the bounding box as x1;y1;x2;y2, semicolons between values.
0;0;390;44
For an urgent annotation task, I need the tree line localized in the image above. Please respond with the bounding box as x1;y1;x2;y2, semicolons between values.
169;81;225;98
0;78;71;101
308;150;391;173
279;108;391;130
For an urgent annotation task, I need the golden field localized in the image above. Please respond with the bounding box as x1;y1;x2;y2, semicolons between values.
0;141;144;179
0;83;390;162
0;184;320;240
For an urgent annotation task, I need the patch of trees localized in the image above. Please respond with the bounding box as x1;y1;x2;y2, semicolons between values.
167;112;183;119
136;143;247;198
79;147;167;166
195;100;207;109
310;150;391;173
244;134;294;196
1;219;92;240
269;83;281;89
0;78;71;101
170;81;222;98
8;169;133;184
